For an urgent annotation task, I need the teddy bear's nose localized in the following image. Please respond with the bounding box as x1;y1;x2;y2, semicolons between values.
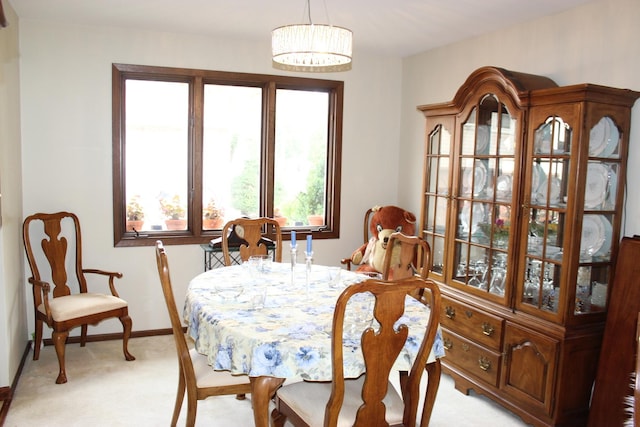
383;236;389;243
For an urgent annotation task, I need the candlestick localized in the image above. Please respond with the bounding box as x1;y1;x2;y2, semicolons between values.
306;235;312;253
305;250;313;297
290;242;298;286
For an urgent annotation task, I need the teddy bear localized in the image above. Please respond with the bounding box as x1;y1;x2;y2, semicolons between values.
350;205;417;275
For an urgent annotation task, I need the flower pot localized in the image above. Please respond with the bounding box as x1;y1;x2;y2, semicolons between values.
275;217;288;227
203;218;224;230
126;220;144;232
165;219;187;230
307;215;324;226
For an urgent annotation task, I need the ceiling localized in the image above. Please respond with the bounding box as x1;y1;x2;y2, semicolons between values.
8;0;593;58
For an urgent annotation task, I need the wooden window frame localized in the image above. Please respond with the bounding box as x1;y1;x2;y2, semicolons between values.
112;63;343;247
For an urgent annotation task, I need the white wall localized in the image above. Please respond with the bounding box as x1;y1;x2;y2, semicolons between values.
0;1;26;388
399;0;640;239
17;21;404;337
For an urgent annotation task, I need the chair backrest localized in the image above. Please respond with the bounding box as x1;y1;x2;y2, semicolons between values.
325;276;441;427
23;211;86;300
382;232;431;281
155;241;197;384
221;217;282;265
361;207;374;244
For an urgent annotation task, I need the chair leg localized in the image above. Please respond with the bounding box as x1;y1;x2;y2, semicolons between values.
171;368;186;427
80;324;88;347
185;385;198;427
119;314;136;361
270;407;287;427
33;319;43;360
421;359;442;427
52;330;69;384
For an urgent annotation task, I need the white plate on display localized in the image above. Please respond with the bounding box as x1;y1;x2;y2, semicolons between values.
580;215;609;256
496;174;512;200
537;176;561;205
462;160;488;196
500;135;514;155
476;125;490;154
531;163;545;198
584;163;609;208
601;119;619;158
594;216;613;257
459;202;486;235
589;117;619;157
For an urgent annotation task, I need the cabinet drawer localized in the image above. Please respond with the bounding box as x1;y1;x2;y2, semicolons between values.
440;297;503;351
442;329;501;387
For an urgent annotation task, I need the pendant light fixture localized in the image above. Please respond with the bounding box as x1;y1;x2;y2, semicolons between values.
272;0;353;72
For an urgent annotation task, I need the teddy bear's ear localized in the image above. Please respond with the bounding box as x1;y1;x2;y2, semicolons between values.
404;211;417;224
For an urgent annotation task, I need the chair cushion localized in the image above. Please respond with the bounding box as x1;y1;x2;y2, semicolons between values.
38;293;128;322
190;349;251;388
276;375;404;427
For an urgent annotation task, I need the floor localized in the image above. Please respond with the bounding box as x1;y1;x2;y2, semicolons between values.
4;335;531;426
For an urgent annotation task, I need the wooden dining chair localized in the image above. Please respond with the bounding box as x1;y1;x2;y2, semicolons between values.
221;217;283;265
382;232;441;426
155;241;252;427
382;231;431;281
340;207;374;270
22;211;135;384
271;275;442;427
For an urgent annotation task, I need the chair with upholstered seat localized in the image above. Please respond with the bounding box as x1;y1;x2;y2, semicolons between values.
383;231;440;426
22;211;135;384
155;241;252;427
221;217;283;265
271;275;441;427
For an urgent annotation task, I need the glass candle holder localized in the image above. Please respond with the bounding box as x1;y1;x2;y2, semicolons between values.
290;243;298;286
305;251;313;296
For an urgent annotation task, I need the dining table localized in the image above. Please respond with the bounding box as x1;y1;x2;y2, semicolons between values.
184;260;445;427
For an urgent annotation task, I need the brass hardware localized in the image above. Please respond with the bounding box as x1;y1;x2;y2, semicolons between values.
445;306;455;319
478;357;491;371
465;310;473;318
443;338;453;350
481;322;495;336
462;343;469;352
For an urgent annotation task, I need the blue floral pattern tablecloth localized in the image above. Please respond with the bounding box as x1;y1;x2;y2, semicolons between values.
184;262;444;381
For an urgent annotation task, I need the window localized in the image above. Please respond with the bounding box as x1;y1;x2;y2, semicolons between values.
112;63;343;247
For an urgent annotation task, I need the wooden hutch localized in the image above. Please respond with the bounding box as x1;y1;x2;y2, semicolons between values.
417;66;639;426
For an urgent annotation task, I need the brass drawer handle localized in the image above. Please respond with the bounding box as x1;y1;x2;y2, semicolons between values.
443;338;453;350
481;322;495;336
478;357;491;371
461;343;469;352
445;306;456;319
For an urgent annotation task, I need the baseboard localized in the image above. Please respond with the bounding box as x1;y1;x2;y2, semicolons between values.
0;328;176;426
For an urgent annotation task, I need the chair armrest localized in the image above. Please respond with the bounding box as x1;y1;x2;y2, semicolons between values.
28;277;53;324
83;269;124;297
340;258;353;271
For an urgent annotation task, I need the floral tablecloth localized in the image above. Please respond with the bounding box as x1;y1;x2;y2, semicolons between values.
184;262;444;381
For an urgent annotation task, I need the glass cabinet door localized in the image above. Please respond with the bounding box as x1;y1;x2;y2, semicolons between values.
452;95;517;300
521;116;570;315
574;116;621;314
422;120;453;277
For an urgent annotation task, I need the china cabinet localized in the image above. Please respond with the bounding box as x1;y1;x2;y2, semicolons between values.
418;66;639;426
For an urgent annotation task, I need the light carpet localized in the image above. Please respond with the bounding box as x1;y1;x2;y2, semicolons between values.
4;335;530;426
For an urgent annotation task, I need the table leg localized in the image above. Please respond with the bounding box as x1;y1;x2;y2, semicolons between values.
250;376;285;427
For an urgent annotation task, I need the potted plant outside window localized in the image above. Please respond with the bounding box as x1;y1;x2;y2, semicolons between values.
126;196;145;232
203;199;224;229
160;195;187;230
274;208;287;227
